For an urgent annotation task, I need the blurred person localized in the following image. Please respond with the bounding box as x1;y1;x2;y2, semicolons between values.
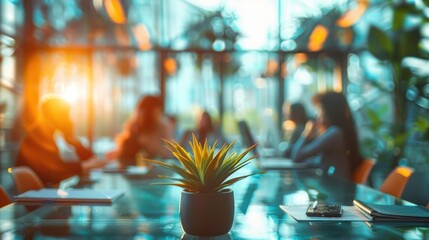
291;91;363;180
180;111;227;147
114;95;175;167
284;102;308;158
15;95;108;187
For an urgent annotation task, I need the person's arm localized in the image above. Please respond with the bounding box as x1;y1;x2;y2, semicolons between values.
157;120;176;158
291;126;343;162
72;141;94;161
179;130;193;147
81;157;109;175
66;138;110;173
284;124;306;158
64;137;94;161
17;148;83;186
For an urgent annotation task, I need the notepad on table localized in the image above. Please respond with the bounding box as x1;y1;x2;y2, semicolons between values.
14;188;124;205
353;199;429;222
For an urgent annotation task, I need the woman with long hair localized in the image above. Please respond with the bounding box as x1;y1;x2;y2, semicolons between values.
114;95;174;167
291;91;363;180
284;102;308;158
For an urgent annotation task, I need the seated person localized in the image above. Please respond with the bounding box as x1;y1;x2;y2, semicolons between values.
284;102;308;158
114;95;175;167
15;95;108;187
291;91;363;180
180;111;227;147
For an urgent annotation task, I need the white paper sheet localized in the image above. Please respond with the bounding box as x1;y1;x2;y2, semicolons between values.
280;205;370;222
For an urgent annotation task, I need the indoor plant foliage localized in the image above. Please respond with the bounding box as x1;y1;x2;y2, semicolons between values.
147;135;258;193
145;135;259;236
366;1;429;170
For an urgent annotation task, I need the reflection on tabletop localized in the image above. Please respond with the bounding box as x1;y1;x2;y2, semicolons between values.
1;168;428;239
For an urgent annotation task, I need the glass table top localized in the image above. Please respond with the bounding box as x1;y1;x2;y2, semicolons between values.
1;167;428;239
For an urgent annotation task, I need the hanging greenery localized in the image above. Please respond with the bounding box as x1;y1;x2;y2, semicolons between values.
366;0;429;168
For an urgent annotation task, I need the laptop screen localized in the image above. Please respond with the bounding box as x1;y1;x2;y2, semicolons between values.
238;120;259;156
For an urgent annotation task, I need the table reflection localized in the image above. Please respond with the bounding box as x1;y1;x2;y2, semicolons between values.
1;167;428;239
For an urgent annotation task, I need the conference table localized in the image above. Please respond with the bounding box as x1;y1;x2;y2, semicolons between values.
1;163;428;239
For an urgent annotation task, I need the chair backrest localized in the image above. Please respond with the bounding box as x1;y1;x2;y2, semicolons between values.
379;166;414;198
352;158;375;184
401;171;429;206
10;166;44;194
0;186;12;208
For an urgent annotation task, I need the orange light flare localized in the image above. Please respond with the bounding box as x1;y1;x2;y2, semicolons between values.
337;0;369;28
42;56;91;109
283;120;296;132
133;24;151;50
308;25;329;52
265;59;278;77
41;85;89;129
104;0;127;24
53;81;82;104
282;120;296;140
396;167;413;177
164;57;177;76
294;53;308;68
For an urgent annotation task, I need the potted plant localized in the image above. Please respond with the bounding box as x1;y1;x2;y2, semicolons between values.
144;135;260;236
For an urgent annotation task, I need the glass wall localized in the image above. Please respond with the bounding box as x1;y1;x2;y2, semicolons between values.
0;0;24;186
222;51;281;145
165;52;221;139
3;0;374;147
3;0;427;173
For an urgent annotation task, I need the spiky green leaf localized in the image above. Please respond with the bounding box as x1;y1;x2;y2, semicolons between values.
147;134;262;193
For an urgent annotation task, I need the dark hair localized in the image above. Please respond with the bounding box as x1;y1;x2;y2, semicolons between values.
289;102;307;124
198;111;214;142
115;95;164;166
136;95;164;132
312;91;363;171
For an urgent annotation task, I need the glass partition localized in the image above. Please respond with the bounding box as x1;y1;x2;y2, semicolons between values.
165;52;221;139
222;51;280;146
3;0;412;160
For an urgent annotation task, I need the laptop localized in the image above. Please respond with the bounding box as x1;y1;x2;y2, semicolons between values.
238;120;309;170
14;188;124;205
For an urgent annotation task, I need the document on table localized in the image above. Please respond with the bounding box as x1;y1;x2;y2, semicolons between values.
280;205;370;222
14;188;124;205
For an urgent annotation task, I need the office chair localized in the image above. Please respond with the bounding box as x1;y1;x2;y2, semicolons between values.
401;171;429;207
0;186;12;207
10;166;44;194
352;158;375;185
379;166;414;198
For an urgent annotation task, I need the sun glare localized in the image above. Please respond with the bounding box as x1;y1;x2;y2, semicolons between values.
63;84;80;103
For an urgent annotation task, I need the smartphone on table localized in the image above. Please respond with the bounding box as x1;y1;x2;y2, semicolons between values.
305;201;342;217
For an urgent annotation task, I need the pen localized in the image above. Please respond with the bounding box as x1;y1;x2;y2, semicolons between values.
312;201;318;210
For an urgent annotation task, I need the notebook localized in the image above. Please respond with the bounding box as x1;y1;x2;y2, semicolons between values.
353;199;429;222
238;120;309;170
14;188;124;205
98;165;149;175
